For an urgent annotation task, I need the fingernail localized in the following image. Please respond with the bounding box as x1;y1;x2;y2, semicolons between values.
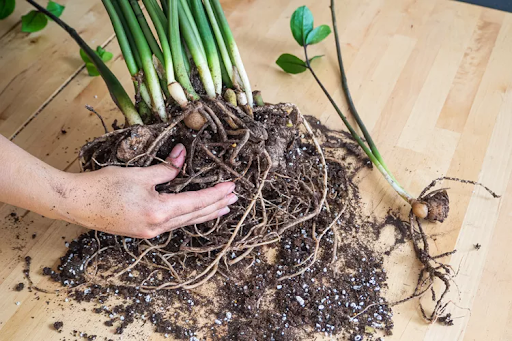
226;183;236;194
227;194;238;205
219;207;230;216
170;143;185;158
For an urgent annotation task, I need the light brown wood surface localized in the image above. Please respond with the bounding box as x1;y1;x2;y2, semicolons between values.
1;0;511;340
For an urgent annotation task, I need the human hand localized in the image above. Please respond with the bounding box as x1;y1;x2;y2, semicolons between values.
59;143;237;238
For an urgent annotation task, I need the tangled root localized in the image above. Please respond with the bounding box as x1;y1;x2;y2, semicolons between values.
394;177;500;323
78;99;328;290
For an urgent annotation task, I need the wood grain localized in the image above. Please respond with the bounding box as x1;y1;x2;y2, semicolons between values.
1;0;511;340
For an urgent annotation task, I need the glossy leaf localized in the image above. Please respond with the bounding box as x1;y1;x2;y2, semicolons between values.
308;55;324;64
80;46;113;76
96;46;113;62
79;48;91;63
85;62;100;77
0;0;16;20
290;6;313;46
46;1;65;19
276;53;307;74
21;10;48;33
100;51;113;62
306;25;331;45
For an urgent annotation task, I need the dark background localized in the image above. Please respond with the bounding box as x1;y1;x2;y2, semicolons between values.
457;0;512;12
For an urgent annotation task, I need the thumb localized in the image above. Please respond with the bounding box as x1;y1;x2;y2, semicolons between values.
144;143;186;184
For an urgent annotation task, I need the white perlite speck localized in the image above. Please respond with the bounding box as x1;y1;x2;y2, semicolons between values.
296;296;305;306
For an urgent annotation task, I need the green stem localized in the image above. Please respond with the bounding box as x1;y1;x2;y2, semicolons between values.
219;49;233;88
144;0;188;107
103;0;137;75
119;0;167;121
169;0;199;100
178;0;216;98
182;41;191;76
104;0;151;109
25;0;142;125
190;0;222;94
208;0;253;106
203;0;233;84
159;0;168;17
304;43;413;203
330;0;395;178
113;0;142;69
147;0;167;27
129;0;164;64
179;0;205;57
142;0;174;82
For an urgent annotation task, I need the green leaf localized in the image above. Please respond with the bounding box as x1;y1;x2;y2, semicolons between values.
0;0;16;20
81;46;113;76
94;46;113;61
96;46;105;56
276;53;307;74
290;6;313;46
306;25;331;45
21;10;48;33
85;63;100;77
101;51;113;62
309;55;324;64
46;1;65;19
79;48;91;63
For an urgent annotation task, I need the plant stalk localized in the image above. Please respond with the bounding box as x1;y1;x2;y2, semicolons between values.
105;0;152;111
142;0;174;83
203;0;233;83
129;0;164;64
159;0;168;17
119;0;167;121
178;0;216;98
190;0;222;94
179;0;205;57
207;0;253;106
303;43;413;203
330;0;395;179
169;0;199;100
147;0;167;28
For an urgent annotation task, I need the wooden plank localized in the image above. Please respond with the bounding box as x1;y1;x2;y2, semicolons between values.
436;12;503;132
0;0;511;340
424;13;512;340
0;0;114;139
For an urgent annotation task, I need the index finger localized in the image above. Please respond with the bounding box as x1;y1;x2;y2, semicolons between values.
162;182;236;217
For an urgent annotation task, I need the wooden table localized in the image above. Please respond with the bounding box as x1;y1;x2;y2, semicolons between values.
1;0;511;340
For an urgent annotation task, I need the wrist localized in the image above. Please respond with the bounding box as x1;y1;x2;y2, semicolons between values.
41;169;80;223
52;170;106;229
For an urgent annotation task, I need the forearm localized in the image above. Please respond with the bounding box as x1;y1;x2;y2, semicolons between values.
0;135;70;220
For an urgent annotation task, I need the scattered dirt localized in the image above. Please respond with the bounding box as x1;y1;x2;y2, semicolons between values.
14;282;24;291
53;321;64;331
